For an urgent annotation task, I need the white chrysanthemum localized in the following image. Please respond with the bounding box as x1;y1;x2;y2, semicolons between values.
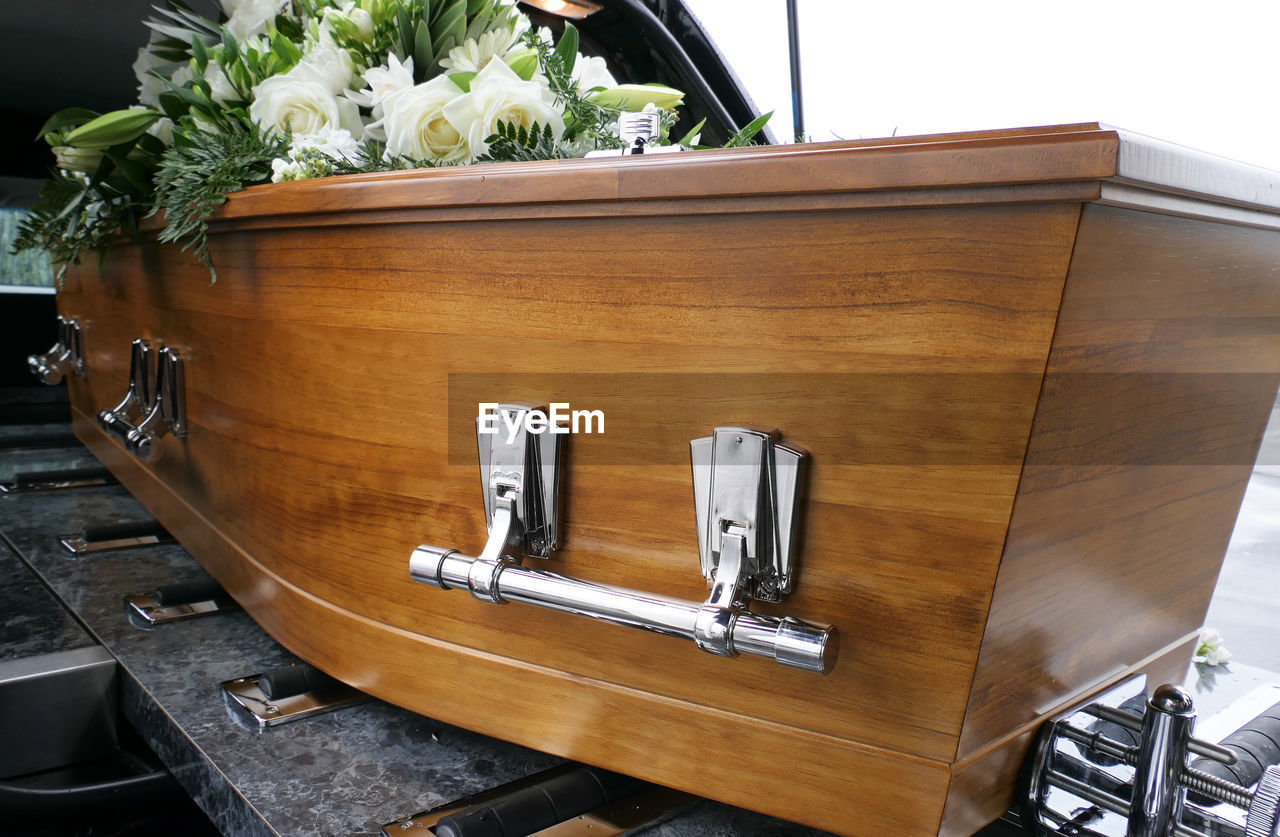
348;55;415;112
442;57;563;162
439;20;529;74
293;125;361;162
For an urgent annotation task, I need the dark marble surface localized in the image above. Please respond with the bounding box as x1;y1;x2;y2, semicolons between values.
0;423;831;837
0;532;94;664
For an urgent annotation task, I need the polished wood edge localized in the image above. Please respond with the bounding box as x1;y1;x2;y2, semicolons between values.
937;634;1199;837
207;182;1103;235
1114;128;1280;212
68;406;956;836
955;632;1197;771
1097;182;1280;230
212;126;1120;222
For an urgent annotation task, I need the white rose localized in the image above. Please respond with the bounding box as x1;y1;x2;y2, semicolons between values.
250;76;363;138
222;0;287;41
288;38;356;95
442;58;564;162
382;76;469;163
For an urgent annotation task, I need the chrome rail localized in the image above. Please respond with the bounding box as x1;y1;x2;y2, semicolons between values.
410;502;836;673
409;410;837;674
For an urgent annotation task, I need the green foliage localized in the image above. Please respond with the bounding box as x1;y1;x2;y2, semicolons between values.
722;111;774;148
524;24;624;152
383;0;516;82
476;121;563;163
149;120;288;281
11;173;139;283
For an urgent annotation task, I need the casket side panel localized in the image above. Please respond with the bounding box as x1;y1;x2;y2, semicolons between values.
57;187;1083;836
946;203;1280;828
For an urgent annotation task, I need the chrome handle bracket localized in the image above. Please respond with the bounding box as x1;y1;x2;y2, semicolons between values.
690;426;805;603
28;316;85;385
126;347;186;462
476;403;562;561
96;340;185;462
97;338;154;442
690;426;807;658
410;416;836;673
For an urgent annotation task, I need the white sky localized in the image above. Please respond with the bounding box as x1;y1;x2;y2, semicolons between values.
683;0;1280;172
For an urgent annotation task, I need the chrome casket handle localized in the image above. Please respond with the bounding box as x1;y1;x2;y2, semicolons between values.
97;338;153;442
96;340;185;461
410;408;837;674
28;316;85;385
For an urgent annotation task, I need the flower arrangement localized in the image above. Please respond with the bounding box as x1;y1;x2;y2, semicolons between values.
14;0;769;280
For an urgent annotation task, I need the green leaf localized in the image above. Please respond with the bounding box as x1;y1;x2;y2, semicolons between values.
271;30;301;64
35;108;100;141
396;5;414;68
465;0;489;14
157;91;190;122
431;0;465;58
463;4;494;41
553;21;578;78
505;49;538;81
191;33;208;70
222;31;240;63
448;71;475;92
274;13;303;41
414;20;433;76
724;110;773;148
675;117;706;147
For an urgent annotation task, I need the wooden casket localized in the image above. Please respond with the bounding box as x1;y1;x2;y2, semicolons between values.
55;124;1280;835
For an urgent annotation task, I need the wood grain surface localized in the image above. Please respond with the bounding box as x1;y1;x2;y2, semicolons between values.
56;127;1280;835
949;204;1280;829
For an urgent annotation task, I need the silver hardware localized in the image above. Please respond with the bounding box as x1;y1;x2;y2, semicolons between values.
477;403;561;560
125;347;186;462
585;111;687;157
220;672;366;730
124;589;238;628
690;427;804;603
97;339;154;442
0;465;115;493
1249;768;1280;837
1022;675;1280;837
62;531;174;554
27;316;85;385
96;341;185;462
1130;685;1196;837
61;520;174;554
409;420;837;673
620;111;661;149
380;764;698;837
